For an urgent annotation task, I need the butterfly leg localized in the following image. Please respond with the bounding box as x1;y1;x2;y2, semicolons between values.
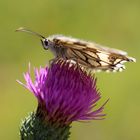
49;56;62;66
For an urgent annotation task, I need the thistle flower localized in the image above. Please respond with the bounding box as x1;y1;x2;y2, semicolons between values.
18;60;107;140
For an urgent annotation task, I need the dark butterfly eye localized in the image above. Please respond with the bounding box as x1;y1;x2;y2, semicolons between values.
44;39;48;46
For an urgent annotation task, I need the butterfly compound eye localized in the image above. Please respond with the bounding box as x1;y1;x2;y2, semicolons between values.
41;39;49;50
44;39;49;46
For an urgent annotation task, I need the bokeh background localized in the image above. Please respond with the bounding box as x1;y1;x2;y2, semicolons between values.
0;0;139;139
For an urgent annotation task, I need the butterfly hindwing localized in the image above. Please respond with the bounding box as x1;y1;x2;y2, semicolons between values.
52;36;135;71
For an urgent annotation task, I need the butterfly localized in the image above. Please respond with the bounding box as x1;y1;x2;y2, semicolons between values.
16;27;136;72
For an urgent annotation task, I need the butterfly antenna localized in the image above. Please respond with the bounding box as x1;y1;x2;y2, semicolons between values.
16;27;45;39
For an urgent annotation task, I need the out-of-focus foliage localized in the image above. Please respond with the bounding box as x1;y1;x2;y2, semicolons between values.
0;0;139;139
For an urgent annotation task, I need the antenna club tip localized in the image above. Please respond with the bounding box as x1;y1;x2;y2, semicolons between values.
15;27;25;32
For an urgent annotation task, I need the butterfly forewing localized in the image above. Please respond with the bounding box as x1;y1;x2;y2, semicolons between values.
51;35;135;72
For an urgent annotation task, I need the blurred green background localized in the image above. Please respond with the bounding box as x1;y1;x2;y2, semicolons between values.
0;0;139;139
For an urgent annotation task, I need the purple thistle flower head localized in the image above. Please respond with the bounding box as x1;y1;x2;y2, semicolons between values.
18;60;107;125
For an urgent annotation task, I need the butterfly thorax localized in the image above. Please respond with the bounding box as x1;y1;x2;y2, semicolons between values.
48;35;69;59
